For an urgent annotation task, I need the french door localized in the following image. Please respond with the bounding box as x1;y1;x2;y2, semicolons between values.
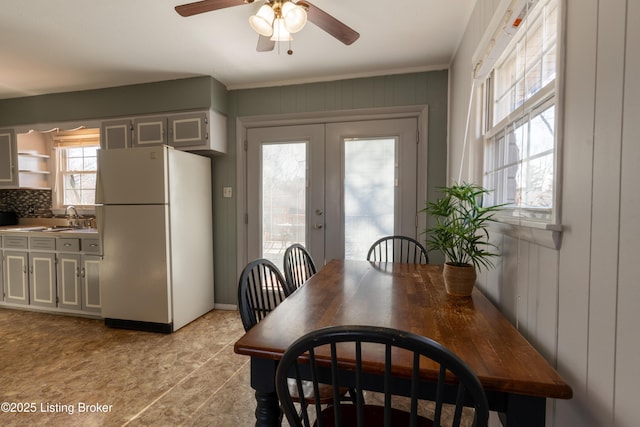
246;118;418;268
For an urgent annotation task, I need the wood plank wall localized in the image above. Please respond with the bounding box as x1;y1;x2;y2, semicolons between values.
450;1;640;426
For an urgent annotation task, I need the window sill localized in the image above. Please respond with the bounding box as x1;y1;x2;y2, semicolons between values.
489;218;563;250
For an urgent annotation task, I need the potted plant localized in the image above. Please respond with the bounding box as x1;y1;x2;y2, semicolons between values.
422;182;503;296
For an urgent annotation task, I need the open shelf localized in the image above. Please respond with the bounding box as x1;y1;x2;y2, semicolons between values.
18;152;51;159
19;170;51;174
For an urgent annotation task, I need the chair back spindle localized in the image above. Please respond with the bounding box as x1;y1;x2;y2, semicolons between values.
276;325;489;427
284;243;318;290
238;258;357;410
237;259;292;332
367;236;429;264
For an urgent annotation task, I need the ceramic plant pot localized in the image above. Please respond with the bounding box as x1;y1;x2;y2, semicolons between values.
443;262;477;297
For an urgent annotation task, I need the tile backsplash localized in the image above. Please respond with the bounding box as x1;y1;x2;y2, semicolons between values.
0;189;53;217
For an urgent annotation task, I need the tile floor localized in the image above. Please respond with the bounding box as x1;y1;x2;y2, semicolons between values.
0;308;256;427
0;308;474;427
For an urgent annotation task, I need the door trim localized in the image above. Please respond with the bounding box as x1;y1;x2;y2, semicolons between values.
246;124;325;265
236;105;429;277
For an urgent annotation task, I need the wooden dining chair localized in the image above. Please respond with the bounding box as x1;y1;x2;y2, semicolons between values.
237;259;356;410
367;235;429;264
237;258;294;332
276;325;489;427
283;243;318;290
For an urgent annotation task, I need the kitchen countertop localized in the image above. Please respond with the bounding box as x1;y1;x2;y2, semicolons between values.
0;225;99;237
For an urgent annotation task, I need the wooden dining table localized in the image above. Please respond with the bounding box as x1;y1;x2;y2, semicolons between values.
234;259;572;427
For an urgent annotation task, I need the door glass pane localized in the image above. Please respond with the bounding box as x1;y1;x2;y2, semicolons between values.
262;142;307;269
344;138;396;260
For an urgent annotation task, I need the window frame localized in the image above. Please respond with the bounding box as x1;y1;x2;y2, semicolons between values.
478;0;564;233
52;138;100;215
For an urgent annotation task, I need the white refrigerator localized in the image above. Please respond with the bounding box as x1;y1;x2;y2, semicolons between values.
95;145;214;333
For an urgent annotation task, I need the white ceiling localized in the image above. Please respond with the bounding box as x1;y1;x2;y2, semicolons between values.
0;0;476;100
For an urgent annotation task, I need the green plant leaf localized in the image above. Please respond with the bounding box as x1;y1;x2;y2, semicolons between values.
422;182;504;272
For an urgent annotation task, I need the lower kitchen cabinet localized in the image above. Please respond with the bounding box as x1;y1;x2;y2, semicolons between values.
57;252;101;312
0;247;3;301
57;238;102;313
82;255;101;313
57;252;81;310
0;233;101;316
3;250;29;305
29;251;56;308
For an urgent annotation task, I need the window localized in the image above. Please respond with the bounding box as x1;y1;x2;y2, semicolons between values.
481;0;560;226
52;130;100;212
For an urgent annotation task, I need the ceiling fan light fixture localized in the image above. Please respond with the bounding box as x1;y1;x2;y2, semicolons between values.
271;17;292;41
176;0;360;50
249;4;275;37
281;1;307;33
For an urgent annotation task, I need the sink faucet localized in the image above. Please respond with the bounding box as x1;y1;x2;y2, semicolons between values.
65;205;81;227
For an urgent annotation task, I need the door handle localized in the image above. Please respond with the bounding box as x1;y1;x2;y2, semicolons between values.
315;209;324;216
313;223;323;229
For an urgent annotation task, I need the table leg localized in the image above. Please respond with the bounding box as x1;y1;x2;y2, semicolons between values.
499;394;546;427
250;357;281;427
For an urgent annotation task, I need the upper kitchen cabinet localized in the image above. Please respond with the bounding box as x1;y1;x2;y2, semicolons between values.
101;119;132;150
167;111;209;148
132;116;167;147
174;110;226;153
0;129;18;187
109;110;226;154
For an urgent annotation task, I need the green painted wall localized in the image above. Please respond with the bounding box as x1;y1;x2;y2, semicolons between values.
212;70;449;305
0;76;227;126
0;71;449;307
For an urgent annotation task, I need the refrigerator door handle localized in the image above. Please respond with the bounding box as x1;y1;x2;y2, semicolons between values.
95;157;104;205
96;206;105;241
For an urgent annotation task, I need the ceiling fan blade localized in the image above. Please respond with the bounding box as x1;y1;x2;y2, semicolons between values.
256;35;276;52
295;1;360;45
175;0;251;17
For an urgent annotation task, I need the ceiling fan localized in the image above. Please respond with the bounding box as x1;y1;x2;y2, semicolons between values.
175;0;359;54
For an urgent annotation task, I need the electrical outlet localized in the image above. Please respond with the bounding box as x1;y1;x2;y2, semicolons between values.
223;187;232;198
